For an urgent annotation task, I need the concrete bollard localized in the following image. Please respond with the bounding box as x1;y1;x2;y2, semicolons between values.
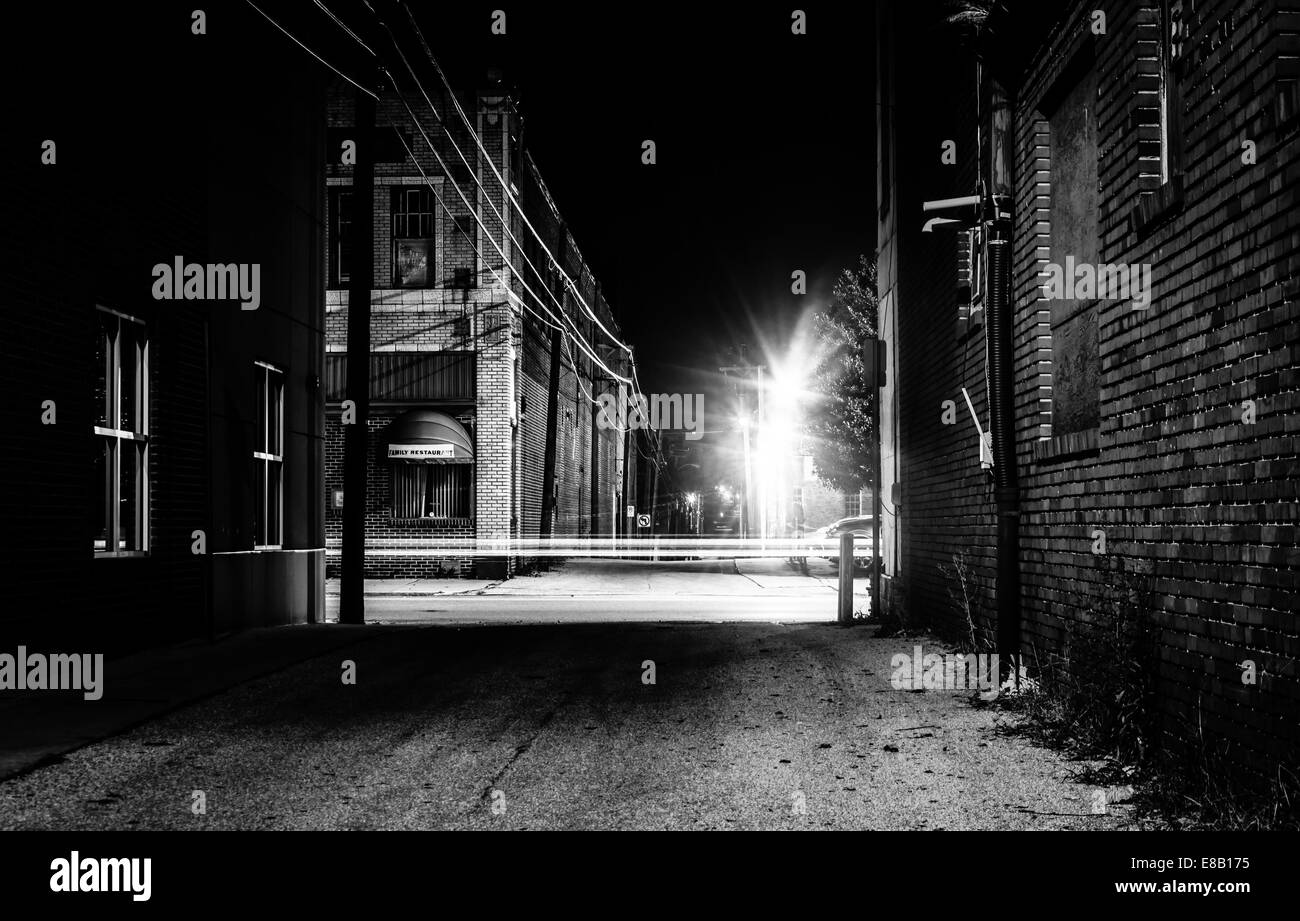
837;531;854;624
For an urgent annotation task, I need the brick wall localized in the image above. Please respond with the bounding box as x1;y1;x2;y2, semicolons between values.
883;0;1300;771
1012;0;1300;769
4;3;327;652
325;81;633;575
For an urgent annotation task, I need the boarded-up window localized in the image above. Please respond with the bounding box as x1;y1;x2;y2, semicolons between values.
1045;64;1100;436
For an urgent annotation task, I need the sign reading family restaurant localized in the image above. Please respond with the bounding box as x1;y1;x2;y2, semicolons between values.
388;443;456;460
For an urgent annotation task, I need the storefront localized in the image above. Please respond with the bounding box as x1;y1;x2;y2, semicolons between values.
385;410;475;523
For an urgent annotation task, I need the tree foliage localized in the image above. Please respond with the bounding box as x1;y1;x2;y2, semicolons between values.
806;254;878;495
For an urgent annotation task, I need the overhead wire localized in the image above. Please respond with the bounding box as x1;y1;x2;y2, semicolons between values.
350;1;635;385
290;1;670;473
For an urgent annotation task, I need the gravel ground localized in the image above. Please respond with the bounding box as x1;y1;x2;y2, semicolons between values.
0;623;1138;830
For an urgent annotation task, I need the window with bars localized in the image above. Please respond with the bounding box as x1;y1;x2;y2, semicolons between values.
957;224;986;331
254;363;284;549
1132;0;1187;235
392;186;436;287
330;188;352;287
1158;0;1187;186
93;307;149;555
392;464;471;520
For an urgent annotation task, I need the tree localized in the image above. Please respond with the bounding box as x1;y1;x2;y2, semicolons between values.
805;254;878;495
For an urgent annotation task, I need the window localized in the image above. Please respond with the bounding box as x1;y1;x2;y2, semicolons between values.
1158;0;1186;185
254;363;284;548
1045;64;1101;436
958;224;986;331
392;465;471;519
392;186;436;287
1132;1;1187;234
447;213;477;290
330;188;352;287
93;308;149;555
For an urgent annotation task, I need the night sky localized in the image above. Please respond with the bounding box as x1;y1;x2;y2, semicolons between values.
423;3;878;403
8;1;877;483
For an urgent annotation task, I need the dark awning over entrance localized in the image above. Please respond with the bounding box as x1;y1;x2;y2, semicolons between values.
383;410;474;464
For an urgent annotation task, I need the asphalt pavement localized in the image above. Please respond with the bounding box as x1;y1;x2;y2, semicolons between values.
0;560;1134;830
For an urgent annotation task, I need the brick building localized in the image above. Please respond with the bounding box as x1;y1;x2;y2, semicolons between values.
324;76;638;579
3;4;329;654
877;0;1299;772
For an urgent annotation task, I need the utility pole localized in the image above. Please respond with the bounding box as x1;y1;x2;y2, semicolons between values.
739;393;752;541
340;83;375;626
983;65;1021;675
621;395;631;553
720;352;765;541
539;225;567;544
590;327;601;539
869;339;884;619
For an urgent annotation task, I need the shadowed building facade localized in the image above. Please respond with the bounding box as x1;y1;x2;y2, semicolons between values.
323;76;638;578
877;0;1300;774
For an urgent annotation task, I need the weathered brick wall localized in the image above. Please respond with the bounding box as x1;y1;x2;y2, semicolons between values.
325;81;632;573
1010;0;1300;768
885;0;1300;771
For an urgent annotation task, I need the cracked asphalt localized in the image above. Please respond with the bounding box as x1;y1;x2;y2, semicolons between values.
0;620;1136;830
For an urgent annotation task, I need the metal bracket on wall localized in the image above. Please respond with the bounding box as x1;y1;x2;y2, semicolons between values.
961;387;994;471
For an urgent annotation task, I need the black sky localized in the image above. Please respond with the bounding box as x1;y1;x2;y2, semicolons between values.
9;1;876;417
423;3;878;398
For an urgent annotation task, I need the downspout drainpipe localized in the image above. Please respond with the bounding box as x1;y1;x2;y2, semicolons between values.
982;66;1021;678
985;214;1020;672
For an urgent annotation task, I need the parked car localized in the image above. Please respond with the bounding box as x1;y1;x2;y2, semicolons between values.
824;515;876;568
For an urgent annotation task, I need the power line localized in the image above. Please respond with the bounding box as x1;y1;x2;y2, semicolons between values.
395;0;633;358
348;2;635;385
244;0;378;99
377;1;670;473
384;85;632;383
303;2;668;472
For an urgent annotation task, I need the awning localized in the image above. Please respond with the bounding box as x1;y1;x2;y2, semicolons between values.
383;410;474;464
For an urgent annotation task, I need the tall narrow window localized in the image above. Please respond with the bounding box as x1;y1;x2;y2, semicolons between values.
1158;0;1186;185
93;307;149;555
1045;64;1101;436
330;188;352;287
447;213;477;289
254;362;284;549
392;186;436;287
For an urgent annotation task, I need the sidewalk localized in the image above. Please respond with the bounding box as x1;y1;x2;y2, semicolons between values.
325;577;499;596
324;557;872;599
0;625;391;782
